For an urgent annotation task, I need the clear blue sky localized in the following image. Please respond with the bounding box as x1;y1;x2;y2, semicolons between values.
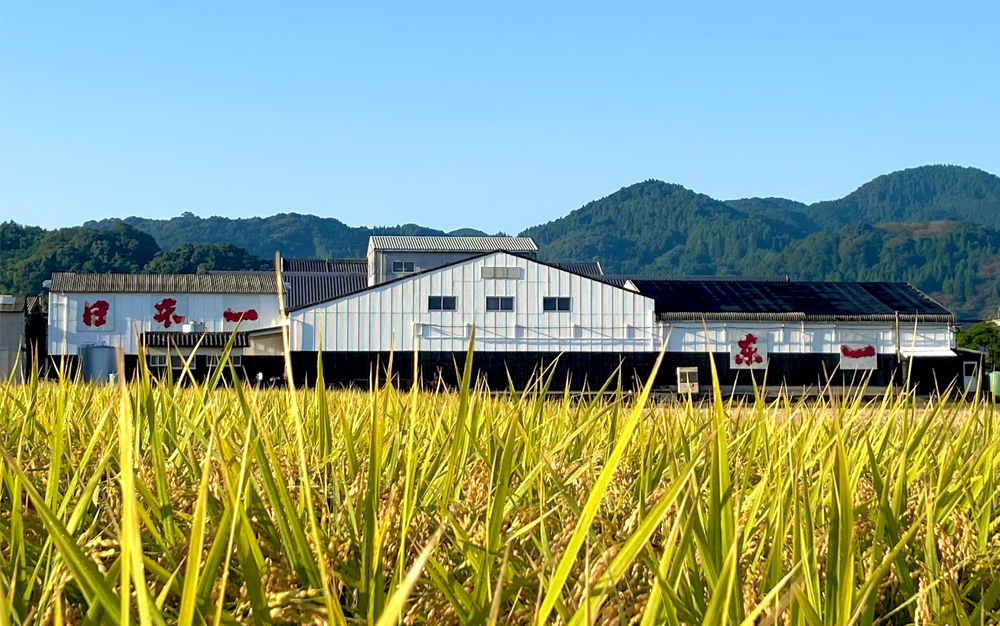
2;1;997;234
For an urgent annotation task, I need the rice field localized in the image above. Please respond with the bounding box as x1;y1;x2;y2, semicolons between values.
1;350;998;626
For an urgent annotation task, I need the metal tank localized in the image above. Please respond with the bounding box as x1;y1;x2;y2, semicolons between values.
80;344;121;383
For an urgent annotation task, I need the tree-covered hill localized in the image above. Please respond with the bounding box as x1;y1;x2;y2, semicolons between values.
7;163;1000;318
521;180;815;275
803;165;1000;228
82;213;476;259
743;221;1000;319
0;222;270;296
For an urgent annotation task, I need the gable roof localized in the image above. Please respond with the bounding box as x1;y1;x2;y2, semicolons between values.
628;279;954;322
288;250;643;312
368;236;538;253
48;273;278;295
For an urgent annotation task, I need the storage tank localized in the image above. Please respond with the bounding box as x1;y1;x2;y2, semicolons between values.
80;344;121;383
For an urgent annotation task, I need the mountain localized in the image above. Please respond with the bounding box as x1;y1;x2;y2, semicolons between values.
803;165;1000;228
7;163;1000;318
742;221;1000;317
521;180;815;275
0;222;270;296
521;165;1000;317
83;213;451;259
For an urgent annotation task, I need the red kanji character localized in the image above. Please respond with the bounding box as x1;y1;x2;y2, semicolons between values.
153;298;184;328
224;308;258;322
841;344;875;359
82;300;110;327
734;333;764;365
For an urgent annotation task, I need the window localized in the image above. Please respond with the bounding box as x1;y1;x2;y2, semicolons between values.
392;261;415;273
170;356;185;370
482;266;519;279
148;354;167;368
543;297;571;312
486;296;514;311
207;354;242;368
428;296;457;311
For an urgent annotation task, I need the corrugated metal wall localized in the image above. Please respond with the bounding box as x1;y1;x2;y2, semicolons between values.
291;252;658;352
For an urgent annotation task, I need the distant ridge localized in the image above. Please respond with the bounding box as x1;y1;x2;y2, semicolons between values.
4;164;1000;318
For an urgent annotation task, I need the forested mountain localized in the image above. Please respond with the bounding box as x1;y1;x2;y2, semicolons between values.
522;166;1000;318
743;221;1000;317
520;181;814;275
803;165;1000;228
0;222;269;296
6;164;1000;318
82;213;485;259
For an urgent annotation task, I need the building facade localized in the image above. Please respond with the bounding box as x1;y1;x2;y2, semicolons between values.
37;236;967;395
46;273;285;379
366;236;538;285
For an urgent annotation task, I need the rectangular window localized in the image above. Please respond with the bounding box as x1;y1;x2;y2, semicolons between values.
486;296;514;311
428;296;457;311
543;297;571;311
392;261;415;273
148;354;167;368
170;355;185;370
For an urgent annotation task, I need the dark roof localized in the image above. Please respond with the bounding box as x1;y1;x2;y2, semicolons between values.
598;274;789;288
0;296;25;313
556;261;603;276
49;273;278;294
284;273;369;310
141;331;250;348
628;280;955;322
281;258;368;273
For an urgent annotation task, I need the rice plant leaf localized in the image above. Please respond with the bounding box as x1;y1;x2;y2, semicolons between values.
536;347;666;625
0;445;122;626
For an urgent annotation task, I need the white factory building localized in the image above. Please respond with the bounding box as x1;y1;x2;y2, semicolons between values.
43;235;969;393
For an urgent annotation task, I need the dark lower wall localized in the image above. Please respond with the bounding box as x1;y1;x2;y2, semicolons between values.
41;351;966;394
44;355;285;385
291;351;967;394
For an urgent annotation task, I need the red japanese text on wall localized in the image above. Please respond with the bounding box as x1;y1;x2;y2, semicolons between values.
730;331;767;369
153;298;185;328
223;308;258;322
82;300;110;328
840;342;877;370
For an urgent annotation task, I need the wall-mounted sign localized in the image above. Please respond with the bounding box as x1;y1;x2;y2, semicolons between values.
840;331;877;370
81;300;111;330
153;298;186;329
730;330;767;369
223;308;258;322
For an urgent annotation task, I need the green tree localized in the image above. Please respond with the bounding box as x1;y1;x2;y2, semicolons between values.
957;322;1000;369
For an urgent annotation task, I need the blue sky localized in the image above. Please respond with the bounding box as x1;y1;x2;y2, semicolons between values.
2;1;997;234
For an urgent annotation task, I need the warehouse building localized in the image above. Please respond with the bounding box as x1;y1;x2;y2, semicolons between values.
286;240;961;393
289;249;656;388
42;235;965;394
366;235;538;285
46;273;286;380
625;279;959;394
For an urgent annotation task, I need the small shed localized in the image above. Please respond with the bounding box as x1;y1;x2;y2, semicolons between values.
0;295;26;382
